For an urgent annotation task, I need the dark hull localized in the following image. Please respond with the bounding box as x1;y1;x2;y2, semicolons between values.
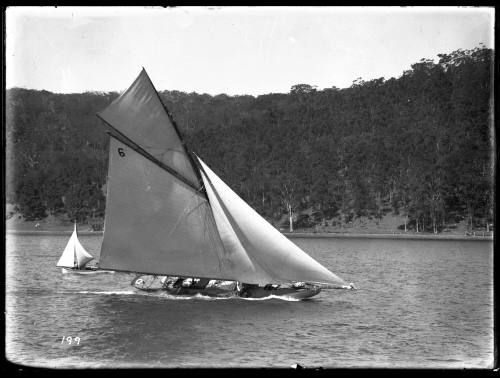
239;286;321;299
163;286;238;298
142;285;321;299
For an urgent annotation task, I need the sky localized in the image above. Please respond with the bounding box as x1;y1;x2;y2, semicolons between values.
5;6;495;96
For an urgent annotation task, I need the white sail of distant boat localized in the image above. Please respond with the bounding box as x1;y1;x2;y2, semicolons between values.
96;69;351;298
57;223;94;269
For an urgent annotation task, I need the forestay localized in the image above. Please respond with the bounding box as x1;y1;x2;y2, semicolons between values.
198;158;348;287
97;68;348;287
200;169;276;284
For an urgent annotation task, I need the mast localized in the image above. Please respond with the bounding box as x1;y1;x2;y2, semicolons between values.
140;68;205;191
96;68;348;287
73;222;78;268
57;221;93;268
96;69;229;278
97;69;204;196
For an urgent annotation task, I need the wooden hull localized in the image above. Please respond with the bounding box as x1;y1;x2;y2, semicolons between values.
239;286;321;300
162;286;238;298
141;285;321;299
61;267;114;275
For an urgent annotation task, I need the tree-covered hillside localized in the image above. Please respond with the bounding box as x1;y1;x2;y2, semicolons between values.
5;47;494;233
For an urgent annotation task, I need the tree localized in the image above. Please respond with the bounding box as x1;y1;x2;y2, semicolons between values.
5;46;493;233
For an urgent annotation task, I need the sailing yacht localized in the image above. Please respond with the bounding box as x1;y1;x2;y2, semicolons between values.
96;68;354;299
56;223;97;274
57;223;114;275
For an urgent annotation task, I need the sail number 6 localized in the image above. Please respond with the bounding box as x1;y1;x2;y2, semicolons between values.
118;148;125;157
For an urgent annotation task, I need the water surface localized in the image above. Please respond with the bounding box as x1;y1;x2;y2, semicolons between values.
5;234;494;368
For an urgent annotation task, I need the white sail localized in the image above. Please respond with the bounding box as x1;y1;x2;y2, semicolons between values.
98;138;228;278
57;224;94;268
56;234;76;268
97;68;348;288
97;69;233;279
198;158;348;287
200;170;276;284
97;69;199;188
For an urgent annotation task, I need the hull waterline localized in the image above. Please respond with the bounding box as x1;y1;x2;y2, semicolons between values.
96;69;353;295
133;285;321;299
239;286;321;300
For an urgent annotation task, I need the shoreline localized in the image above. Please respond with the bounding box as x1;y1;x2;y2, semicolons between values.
5;230;104;236
283;232;493;241
5;229;493;241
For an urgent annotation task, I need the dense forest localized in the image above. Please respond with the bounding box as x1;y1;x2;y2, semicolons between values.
5;47;494;233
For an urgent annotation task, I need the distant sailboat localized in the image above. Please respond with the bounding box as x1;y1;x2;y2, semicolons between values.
57;223;111;275
96;68;355;299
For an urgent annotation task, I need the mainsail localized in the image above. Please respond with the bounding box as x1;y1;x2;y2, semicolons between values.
98;137;228;278
97;69;229;279
98;68;347;287
57;223;94;268
97;68;199;189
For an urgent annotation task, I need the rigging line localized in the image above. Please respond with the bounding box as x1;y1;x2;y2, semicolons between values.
97;114;206;199
197;173;229;274
197;164;234;274
163;191;208;242
141;146;186;162
140;145;185;157
140;68;205;190
200;198;226;275
200;165;283;284
140;144;184;152
179;185;226;276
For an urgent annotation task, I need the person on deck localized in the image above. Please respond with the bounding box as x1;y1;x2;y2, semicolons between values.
173;277;184;288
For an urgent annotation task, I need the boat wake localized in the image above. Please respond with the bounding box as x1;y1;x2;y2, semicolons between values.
62;269;115;275
78;289;306;301
78;290;137;296
147;291;303;301
86;69;351;302
243;294;302;302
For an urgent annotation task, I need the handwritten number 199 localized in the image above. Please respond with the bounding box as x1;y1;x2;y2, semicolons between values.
61;336;80;345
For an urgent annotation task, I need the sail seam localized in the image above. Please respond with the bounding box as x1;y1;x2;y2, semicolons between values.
163;195;206;241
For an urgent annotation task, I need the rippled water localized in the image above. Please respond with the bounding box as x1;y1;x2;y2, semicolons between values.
5;234;494;368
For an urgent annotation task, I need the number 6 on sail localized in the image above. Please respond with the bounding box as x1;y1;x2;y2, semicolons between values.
96;69;356;300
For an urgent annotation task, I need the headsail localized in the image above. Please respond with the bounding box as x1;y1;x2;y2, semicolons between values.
200;169;276;284
57;223;94;268
97;69;234;278
97;68;348;287
198;158;348;287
